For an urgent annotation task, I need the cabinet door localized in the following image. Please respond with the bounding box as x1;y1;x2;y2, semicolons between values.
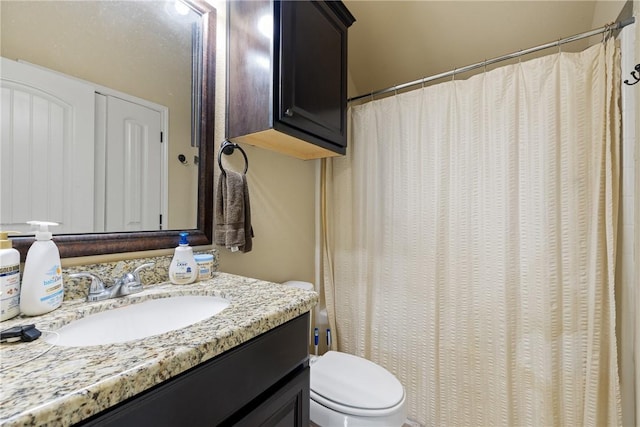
234;367;310;427
278;1;349;148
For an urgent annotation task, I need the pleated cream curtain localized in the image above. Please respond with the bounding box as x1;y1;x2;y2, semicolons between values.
322;39;621;426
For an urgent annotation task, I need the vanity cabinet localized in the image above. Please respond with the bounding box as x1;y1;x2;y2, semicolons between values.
227;0;355;160
79;313;310;427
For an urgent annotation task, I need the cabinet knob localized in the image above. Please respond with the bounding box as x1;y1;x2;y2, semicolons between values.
284;108;294;117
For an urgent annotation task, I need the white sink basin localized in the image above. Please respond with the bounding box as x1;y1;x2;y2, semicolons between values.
47;295;230;347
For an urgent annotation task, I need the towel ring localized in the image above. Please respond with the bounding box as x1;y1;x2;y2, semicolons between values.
218;140;248;175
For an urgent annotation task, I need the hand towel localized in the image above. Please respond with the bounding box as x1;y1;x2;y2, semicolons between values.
215;170;254;253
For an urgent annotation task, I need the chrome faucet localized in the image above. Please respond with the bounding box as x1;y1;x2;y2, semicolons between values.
68;262;155;302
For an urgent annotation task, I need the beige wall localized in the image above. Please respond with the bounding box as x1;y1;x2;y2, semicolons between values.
345;1;599;99
591;0;627;26
214;145;318;284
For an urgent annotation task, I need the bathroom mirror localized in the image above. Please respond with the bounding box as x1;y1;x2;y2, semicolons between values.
2;0;216;259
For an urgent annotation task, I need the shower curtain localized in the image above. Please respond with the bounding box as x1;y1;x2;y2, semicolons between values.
322;39;621;426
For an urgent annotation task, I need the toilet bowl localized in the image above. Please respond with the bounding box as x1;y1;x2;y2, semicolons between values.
282;281;407;427
310;351;407;427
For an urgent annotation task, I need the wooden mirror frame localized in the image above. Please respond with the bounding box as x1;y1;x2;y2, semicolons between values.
12;1;216;261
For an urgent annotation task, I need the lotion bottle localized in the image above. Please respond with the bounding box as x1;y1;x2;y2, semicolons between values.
169;232;198;285
0;231;21;321
20;221;64;316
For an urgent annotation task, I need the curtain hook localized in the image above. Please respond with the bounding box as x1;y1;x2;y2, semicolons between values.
607;22;614;41
602;23;612;43
483;59;487;73
452;67;456;81
394;85;398;96
558;39;562;54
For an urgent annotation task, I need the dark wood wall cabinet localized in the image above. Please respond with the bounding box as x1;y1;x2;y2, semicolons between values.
227;0;355;160
78;313;310;427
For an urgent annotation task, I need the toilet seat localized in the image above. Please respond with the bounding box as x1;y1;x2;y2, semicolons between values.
310;351;405;417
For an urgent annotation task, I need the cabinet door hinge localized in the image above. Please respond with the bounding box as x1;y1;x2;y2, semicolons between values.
159;214;163;230
160;132;163;143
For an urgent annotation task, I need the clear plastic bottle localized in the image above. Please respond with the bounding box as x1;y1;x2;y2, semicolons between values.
0;231;21;321
169;232;198;285
20;221;64;316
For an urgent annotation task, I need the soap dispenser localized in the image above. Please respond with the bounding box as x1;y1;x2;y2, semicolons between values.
20;221;64;316
0;231;21;321
169;232;198;285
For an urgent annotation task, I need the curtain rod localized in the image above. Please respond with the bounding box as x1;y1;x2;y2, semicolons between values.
348;17;636;103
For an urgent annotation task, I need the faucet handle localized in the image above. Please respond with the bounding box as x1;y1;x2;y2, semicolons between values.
118;262;155;295
132;262;155;281
68;272;111;302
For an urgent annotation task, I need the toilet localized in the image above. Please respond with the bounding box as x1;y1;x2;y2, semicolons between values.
283;281;407;427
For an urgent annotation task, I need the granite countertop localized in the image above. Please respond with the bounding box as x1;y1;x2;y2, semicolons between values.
0;272;318;426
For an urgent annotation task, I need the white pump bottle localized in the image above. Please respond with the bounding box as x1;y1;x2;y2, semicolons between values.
169;232;198;285
0;231;21;321
20;221;64;316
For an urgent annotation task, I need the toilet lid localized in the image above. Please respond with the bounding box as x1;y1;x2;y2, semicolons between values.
310;351;404;414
